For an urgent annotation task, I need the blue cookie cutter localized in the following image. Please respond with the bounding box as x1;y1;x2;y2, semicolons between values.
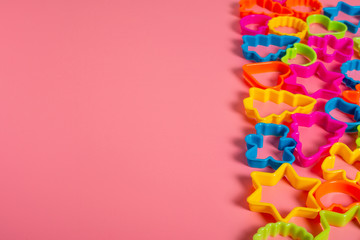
242;34;301;62
324;97;360;132
245;123;297;169
324;1;360;34
341;60;360;89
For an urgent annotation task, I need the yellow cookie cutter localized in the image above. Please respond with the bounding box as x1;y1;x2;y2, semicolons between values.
268;16;308;40
243;88;316;124
247;163;321;222
321;142;360;184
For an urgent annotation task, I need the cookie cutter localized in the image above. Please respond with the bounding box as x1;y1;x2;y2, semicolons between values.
341;60;360;90
342;84;360;105
242;61;291;90
243;88;317;124
307;35;354;63
354;37;360;56
240;14;271;35
245;123;297;169
314;180;360;212
268;16;308;40
324;97;360;132
247;163;321;222
323;1;360;34
253;222;314;240
357;125;360;148
283;61;343;100
290;112;347;167
321;142;360;184
306;14;347;39
239;0;293;18
281;43;317;67
242;34;300;62
285;0;322;21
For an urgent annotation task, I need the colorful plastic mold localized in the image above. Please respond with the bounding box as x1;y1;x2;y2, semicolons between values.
239;0;293;18
306;14;347;39
243;88;317;124
324;97;360;132
285;0;322;21
323;1;360;34
281;43;317;67
245;123;297;169
342;84;360;105
253;222;314;240
307;35;354;63
240;14;271;35
321;142;360;184
242;61;291;90
357;125;360;148
290;112;347;167
268;16;308;40
283;62;343;99
354;37;360;55
242;34;300;62
247;163;321;222
341;60;360;89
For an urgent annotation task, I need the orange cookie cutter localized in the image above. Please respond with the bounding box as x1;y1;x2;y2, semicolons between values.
247;163;321;222
285;0;323;21
239;0;293;18
321;143;360;184
342;84;360;105
242;61;291;90
243;88;316;124
268;16;308;40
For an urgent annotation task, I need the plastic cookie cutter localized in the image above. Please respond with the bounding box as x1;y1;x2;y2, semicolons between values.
285;0;322;21
245;123;297;169
314;206;360;240
324;97;360;132
323;1;360;34
239;0;293;18
314;180;360;212
290;112;347;167
354;37;360;56
283;62;343;100
307;35;354;63
281;43;317;67
242;61;291;90
268;16;308;40
253;222;314;240
247;163;321;222
342;84;360;105
341;60;360;89
242;34;300;62
240;14;271;35
306;14;347;39
321;142;360;184
243;88;317;124
357;125;360;148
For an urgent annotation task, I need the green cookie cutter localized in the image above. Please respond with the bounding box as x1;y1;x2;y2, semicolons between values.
354;37;360;56
281;43;317;67
253;222;314;240
306;14;347;39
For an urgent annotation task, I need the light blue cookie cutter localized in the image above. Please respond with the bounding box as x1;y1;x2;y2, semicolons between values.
242;34;301;62
245;123;297;169
341;60;360;89
324;1;360;34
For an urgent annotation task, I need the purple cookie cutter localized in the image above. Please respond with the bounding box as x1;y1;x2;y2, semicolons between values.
284;62;343;100
307;35;354;63
240;14;271;35
290;111;347;167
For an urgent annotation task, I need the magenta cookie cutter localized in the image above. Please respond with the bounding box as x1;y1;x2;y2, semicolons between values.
307;35;354;63
290;111;347;167
240;14;271;35
284;62;343;100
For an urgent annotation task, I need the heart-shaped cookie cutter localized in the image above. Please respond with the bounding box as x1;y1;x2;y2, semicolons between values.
281;43;317;67
240;14;271;35
306;14;347;39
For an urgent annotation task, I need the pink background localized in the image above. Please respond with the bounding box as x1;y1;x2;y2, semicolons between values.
0;0;359;239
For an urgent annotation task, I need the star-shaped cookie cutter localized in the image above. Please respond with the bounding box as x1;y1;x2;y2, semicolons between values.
247;163;322;222
245;123;297;170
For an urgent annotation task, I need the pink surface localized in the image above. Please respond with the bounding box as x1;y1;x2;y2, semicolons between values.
1;0;360;239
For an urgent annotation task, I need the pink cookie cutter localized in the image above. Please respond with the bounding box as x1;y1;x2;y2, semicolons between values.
240;14;271;35
284;62;343;100
307;35;354;63
290;111;347;167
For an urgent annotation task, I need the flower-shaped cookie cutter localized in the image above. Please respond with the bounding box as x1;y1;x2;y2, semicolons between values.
239;0;293;18
247;163;321;222
243;88;317;124
324;97;360;132
341;60;360;90
240;14;271;35
281;43;317;67
307;35;354;63
268;16;308;40
283;61;343;100
290;112;347;167
285;0;322;21
242;34;300;62
321;142;360;184
253;222;314;240
306;14;347;39
245;123;297;169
